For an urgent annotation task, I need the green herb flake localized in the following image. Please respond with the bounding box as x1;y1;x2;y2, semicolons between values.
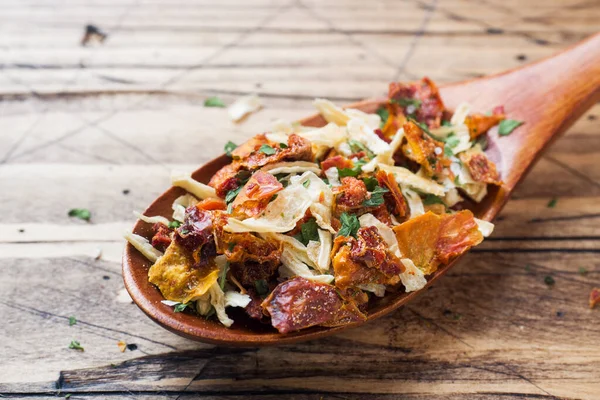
454;175;461;186
547;198;558;208
338;212;360;238
362;185;389;207
443;146;454;157
254;279;269;296
204;96;226;108
423;194;445;206
68;208;91;222
348;139;374;158
441;120;452;127
275;173;290;188
302;179;311;188
393;98;422;109
297;218;320;246
225;186;243;204
578;267;588;276
337;160;366;179
259;144;277;155
168;220;182;229
66;394;72;399
235;170;252;184
453;313;463;321
361;176;379;192
498;119;524;136
224;141;238;156
69;340;84;351
68;316;77;326
219;262;230;290
174;303;189;313
544;275;555;286
375;107;390;128
279;142;289;149
407;116;443;141
337;167;359;178
205;307;216;319
444;133;460;149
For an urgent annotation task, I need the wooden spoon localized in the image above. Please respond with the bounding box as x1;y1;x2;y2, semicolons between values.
123;33;600;346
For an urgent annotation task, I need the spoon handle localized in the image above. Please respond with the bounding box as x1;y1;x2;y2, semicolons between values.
445;33;600;194
520;32;600;133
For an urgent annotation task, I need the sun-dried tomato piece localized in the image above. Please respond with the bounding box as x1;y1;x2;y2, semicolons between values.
196;198;227;211
589;288;600;309
321;155;354;171
242;171;282;200
393;145;421;172
370;205;393;226
459;147;502;185
239;134;313;170
335;177;368;213
332;237;401;291
262;277;366;333
230;261;279;288
175;206;213;252
376;170;408;219
351;227;404;276
244;288;269;321
380;102;407;140
210;134;313;197
212;211;281;286
208;162;243;198
321;298;367;328
231;171;283;218
151;223;172;252
374;128;392;143
465;109;505;140
393;210;483;275
174;206;216;267
286;209;312;237
402;121;446;176
389;77;445;129
230;134;272;160
350;226;386;266
436;210;483;264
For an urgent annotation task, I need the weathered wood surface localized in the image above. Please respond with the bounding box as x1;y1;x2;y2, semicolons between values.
0;0;599;398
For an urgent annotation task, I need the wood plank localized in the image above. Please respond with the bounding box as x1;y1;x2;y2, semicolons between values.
1;251;598;397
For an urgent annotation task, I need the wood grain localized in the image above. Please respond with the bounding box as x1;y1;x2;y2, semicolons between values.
1;0;599;398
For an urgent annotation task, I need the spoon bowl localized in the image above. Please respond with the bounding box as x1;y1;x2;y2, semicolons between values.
123;33;600;346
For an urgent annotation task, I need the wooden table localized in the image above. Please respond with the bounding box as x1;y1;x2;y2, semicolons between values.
1;0;599;398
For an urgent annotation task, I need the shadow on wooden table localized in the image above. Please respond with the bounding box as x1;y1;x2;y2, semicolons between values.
53;249;598;398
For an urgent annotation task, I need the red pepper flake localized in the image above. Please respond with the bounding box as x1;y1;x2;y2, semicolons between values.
589;288;600;309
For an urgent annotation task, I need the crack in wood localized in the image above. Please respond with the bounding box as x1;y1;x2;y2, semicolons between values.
544;155;600;190
393;0;439;81
407;307;474;349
